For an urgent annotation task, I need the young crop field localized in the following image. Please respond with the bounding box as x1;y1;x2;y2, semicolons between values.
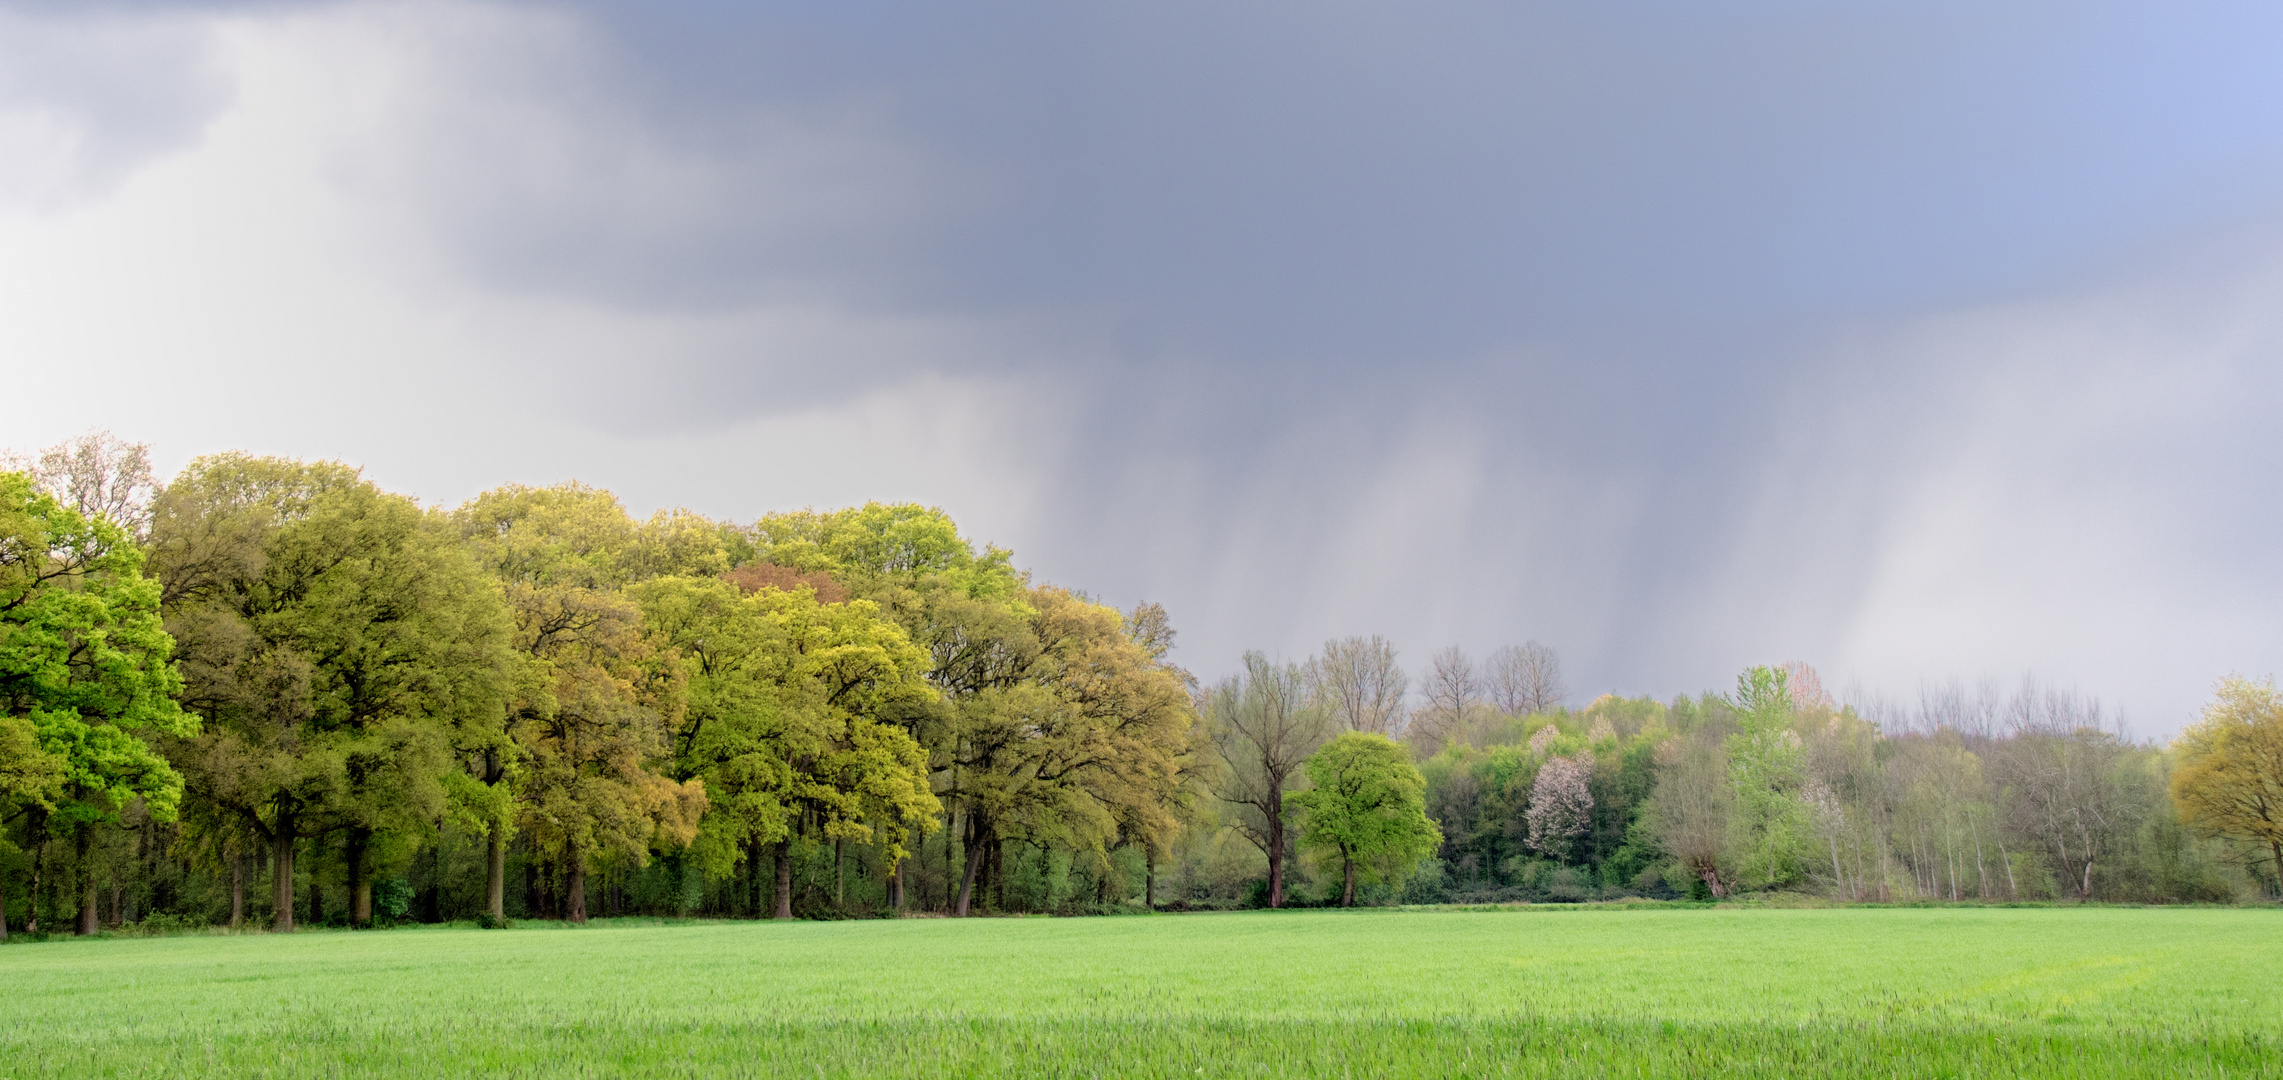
2;905;2278;1078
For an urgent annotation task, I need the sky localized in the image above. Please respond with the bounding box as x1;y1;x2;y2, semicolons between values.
4;1;2283;734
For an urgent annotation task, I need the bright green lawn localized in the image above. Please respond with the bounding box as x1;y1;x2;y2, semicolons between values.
2;906;2278;1077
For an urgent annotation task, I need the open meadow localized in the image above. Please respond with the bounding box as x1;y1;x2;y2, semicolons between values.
2;905;2278;1078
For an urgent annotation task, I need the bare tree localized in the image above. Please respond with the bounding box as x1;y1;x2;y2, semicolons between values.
1992;726;2138;900
2;431;160;538
1413;646;1481;747
1307;636;1409;734
1486;641;1565;715
1648;730;1733;896
1208;652;1336;908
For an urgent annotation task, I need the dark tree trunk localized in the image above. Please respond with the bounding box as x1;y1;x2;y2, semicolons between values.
887;853;904;910
990;837;1006;912
566;854;588;924
954;837;987;917
346;827;371;926
773;839;795;920
75;823;97;936
26;827;43;934
270;806;297;932
1145;848;1156;910
1266;805;1286;908
748;837;765;918
834;838;845;907
1342;855;1357;907
230;850;244;929
485;820;507;923
308;834;324;928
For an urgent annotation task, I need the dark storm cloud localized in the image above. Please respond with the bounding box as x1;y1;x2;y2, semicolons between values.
11;0;2283;722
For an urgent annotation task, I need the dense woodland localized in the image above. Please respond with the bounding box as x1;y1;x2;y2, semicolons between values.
2;433;2279;938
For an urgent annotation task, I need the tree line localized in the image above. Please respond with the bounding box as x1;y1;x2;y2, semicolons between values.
3;433;2279;937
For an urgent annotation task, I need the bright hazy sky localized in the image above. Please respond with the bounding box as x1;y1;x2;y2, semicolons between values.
6;1;2283;734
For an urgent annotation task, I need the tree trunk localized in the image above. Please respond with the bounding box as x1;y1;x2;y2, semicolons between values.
1265;804;1286;908
1;892;8;942
75;823;97;936
2271;839;2283;900
230;851;244;929
1145;848;1156;910
485;820;508;923
750;838;768;918
566;853;588;924
991;837;1006;912
26;830;41;934
270;810;297;933
1342;854;1356;907
346;827;371;926
954;837;987;917
834;838;844;907
773;839;795;920
888;854;905;911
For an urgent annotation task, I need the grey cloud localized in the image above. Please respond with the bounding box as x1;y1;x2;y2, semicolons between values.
0;8;229;207
11;0;2283;728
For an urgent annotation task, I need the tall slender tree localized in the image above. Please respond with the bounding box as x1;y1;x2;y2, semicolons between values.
1208;652;1333;908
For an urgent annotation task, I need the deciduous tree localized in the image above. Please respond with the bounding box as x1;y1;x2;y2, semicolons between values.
2;471;194;935
152;455;512;931
2170;677;2283;895
1290;732;1439;905
1486;642;1565;716
1208;652;1332;908
1308;636;1409;735
637;574;936;918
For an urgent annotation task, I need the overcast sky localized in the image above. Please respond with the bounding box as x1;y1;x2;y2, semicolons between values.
5;1;2283;733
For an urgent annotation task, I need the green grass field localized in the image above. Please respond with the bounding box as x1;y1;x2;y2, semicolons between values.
2;906;2278;1077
